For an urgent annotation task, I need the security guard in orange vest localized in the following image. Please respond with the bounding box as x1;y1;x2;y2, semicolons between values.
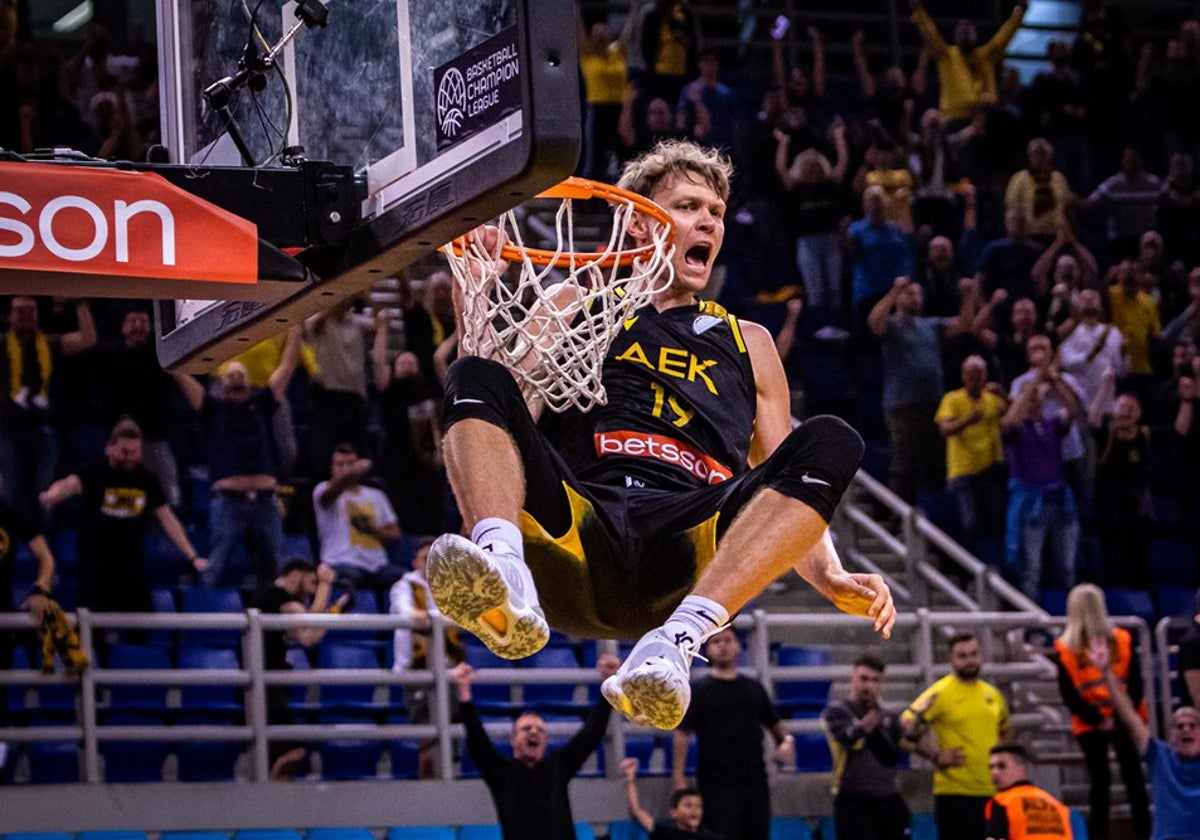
1052;584;1151;840
984;744;1073;840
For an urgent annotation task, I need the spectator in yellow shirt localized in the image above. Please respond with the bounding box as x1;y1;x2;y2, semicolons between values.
1105;260;1162;385
577;2;631;180
1005;138;1073;240
935;356;1008;550
904;632;1012;840
909;0;1027;125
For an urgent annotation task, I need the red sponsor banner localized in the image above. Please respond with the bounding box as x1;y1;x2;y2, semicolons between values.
595;430;733;484
0;162;258;285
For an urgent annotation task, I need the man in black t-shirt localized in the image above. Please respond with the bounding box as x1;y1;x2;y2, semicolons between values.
98;306;182;507
250;558;343;779
672;628;793;840
40;418;204;617
172;326;301;592
452;655;618;839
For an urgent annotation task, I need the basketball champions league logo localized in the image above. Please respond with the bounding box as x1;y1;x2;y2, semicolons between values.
433;27;522;152
437;69;467;138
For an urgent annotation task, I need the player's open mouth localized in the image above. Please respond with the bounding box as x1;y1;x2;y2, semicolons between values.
684;244;711;269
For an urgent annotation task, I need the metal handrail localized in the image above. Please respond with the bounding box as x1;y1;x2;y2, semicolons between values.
2;605;1146;784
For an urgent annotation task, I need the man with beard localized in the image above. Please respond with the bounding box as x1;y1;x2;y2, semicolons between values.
821;654;912;840
173;327;301;592
903;632;1011;840
98;305;181;507
672;628;793;840
452;654;619;839
39;418;204;648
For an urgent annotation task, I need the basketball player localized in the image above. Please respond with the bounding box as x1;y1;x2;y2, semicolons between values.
428;138;895;730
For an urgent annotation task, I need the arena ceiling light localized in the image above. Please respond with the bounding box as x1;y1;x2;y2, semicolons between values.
52;0;92;34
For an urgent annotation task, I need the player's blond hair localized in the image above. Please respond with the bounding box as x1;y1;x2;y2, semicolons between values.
1058;583;1113;654
617;139;733;203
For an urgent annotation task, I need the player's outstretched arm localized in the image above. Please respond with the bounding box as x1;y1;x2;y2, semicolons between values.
795;531;896;639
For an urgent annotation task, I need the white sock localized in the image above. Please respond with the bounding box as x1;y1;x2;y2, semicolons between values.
661;595;729;648
471;517;524;561
471;517;540;609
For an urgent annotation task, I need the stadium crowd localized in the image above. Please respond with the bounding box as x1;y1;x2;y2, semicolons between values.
3;0;1200;833
2;0;1200;611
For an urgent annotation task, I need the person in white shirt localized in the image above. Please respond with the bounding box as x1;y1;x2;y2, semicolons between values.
1058;289;1127;414
389;539;463;778
313;443;403;597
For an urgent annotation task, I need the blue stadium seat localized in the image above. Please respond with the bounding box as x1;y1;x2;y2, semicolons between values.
663;736;697;777
461;637;518;716
233;832;303;840
77;832;151;840
1039;587;1068;616
910;812;938;840
147;586;178;649
307;831;375;840
24;741;81;783
1151;538;1197;588
144;529;186;587
385;829;456;840
285;644;316;710
774;646;832;717
917;490;961;541
281;532;313;561
457;828;502;840
622;734;660;774
160;833;231;840
317;739;383;780
1104;589;1156;628
606;821;648;840
101;712;170;782
389;739;421;779
179;586;245;649
0;834;74;840
316;641;383;717
792;731;833;772
174;645;244;781
522;646;583;713
8;646;76;724
770;817;814;840
817;815;835;840
1158;586;1197;619
177;646;244;720
105;642;171;710
574;824;597;840
460;740;512;779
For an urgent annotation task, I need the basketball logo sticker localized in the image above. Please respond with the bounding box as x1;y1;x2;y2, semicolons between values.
437;68;467;138
433;27;522;152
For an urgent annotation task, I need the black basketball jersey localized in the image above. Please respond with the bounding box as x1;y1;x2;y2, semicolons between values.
587;300;756;491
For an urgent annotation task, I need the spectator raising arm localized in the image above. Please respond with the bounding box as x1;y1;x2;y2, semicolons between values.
620;758;657;834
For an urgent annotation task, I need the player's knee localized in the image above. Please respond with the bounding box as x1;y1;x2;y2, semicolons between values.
796;415;864;483
768;415;864;522
443;356;526;431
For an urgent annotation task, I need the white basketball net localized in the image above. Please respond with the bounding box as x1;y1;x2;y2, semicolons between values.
442;188;674;413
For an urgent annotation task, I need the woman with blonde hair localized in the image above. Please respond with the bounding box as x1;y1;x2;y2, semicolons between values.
1053;583;1151;840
